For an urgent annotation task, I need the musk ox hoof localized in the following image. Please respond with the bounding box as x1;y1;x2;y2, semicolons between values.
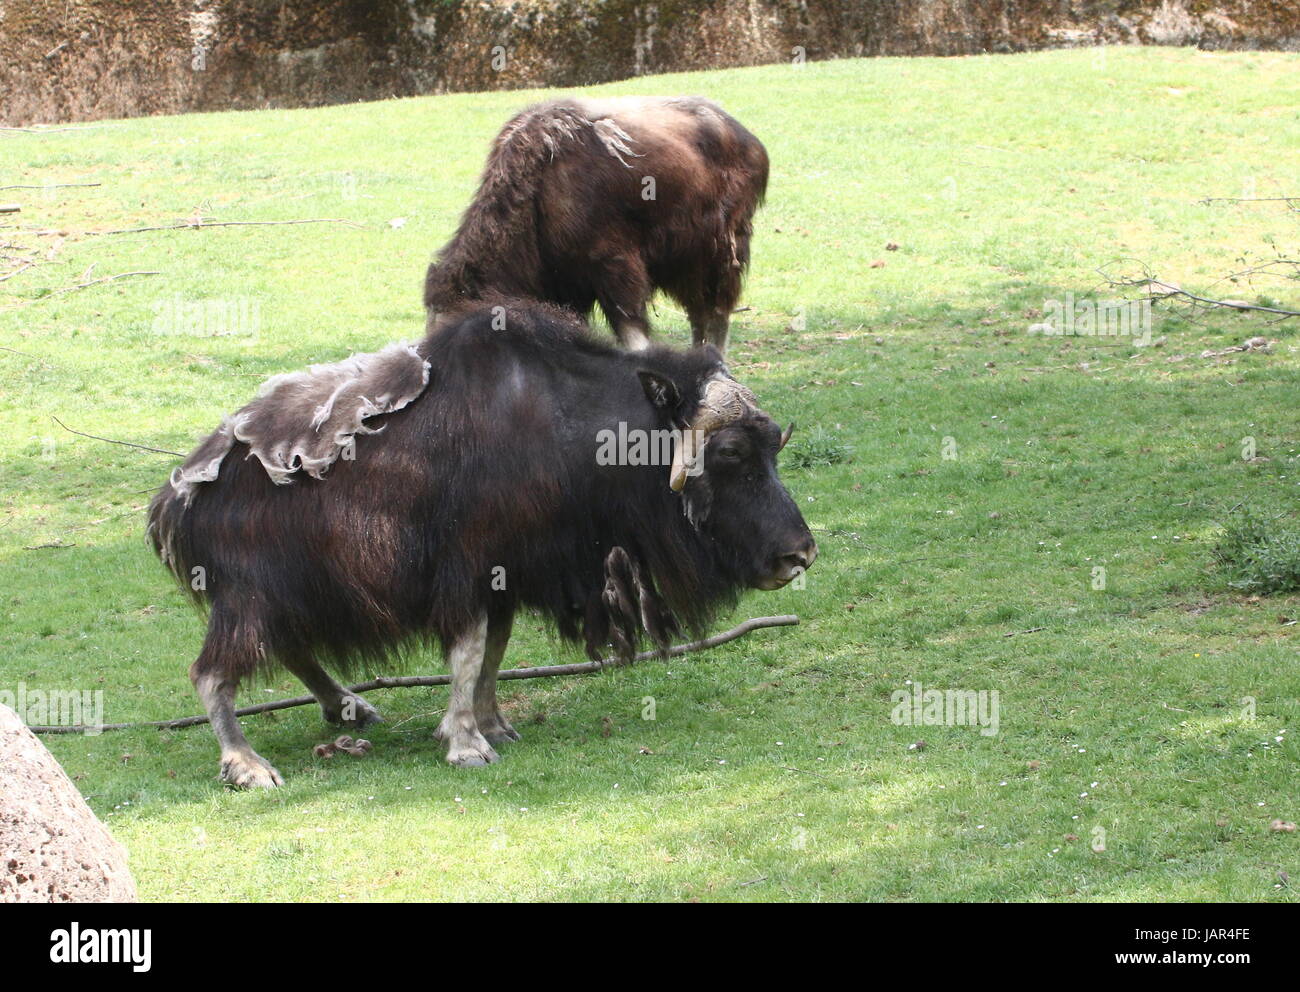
480;716;522;746
445;734;500;768
326;694;384;729
220;750;284;789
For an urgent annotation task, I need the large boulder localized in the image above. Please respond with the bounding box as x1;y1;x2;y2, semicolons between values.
0;704;137;903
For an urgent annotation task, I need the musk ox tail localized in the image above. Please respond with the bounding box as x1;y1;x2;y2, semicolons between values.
424;103;632;310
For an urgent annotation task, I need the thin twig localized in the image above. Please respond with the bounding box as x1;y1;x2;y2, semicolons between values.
0;261;34;282
1099;262;1300;319
93;218;362;236
1200;195;1300;209
3;269;160;308
27;615;800;734
0;182;100;191
1150;281;1299;318
0;124;112;133
52;416;184;457
1004;626;1046;638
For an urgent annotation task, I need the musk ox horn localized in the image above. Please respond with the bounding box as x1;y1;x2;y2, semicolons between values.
779;421;796;451
668;375;758;492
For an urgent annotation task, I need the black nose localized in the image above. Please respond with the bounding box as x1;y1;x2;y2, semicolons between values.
779;536;818;573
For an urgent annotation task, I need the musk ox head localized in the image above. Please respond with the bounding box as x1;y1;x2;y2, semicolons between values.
638;354;818;591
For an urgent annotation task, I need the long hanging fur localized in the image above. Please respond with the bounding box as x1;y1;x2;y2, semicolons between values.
597;546;680;662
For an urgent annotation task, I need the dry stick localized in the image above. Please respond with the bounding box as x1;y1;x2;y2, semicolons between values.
0;260;34;282
1146;280;1300;319
0;182;100;190
0;124;112;133
1004;626;1046;638
1103;265;1300;320
52;416;184;457
27;615;800;734
1200;196;1300;206
4;269;160;308
93;218;362;236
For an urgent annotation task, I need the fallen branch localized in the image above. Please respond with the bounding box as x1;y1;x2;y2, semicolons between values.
3;269;160;308
1144;278;1300;319
1200;195;1299;211
0;260;34;282
52;415;185;457
0;124;113;133
93;217;362;236
0;182;100;191
27;615;799;734
1004;626;1046;638
1098;261;1299;321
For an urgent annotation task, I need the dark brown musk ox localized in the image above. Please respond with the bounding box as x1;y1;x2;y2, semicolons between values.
148;299;816;787
423;97;769;354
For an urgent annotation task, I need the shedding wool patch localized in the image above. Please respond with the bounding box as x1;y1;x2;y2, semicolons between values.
167;341;430;504
503;105;640;168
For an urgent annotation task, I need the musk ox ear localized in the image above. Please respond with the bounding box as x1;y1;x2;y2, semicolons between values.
637;370;681;411
779;421;796;451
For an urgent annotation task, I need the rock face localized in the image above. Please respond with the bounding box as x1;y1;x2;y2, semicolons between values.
0;704;137;903
0;1;1297;125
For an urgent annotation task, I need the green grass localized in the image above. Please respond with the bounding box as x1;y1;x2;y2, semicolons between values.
2;46;1298;902
1213;507;1300;596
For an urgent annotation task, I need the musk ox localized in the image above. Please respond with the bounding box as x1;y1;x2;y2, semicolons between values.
423;97;769;354
148;300;815;787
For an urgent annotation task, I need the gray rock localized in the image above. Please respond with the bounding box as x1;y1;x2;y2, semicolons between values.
0;704;137;902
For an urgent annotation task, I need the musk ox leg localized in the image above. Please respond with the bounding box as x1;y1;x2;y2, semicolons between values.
474;615;520;746
433;614;499;767
685;226;748;354
284;657;383;729
612;315;652;352
593;251;653;350
689;309;731;354
191;656;284;790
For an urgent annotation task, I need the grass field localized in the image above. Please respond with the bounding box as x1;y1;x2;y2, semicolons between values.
2;46;1298;902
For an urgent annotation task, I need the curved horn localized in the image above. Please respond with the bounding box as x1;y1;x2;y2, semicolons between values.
669;375;757;491
779;421;796;451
